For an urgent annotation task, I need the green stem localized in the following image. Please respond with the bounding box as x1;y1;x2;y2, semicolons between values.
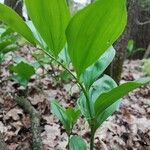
42;49;92;118
41;48;95;149
90;130;95;150
67;135;70;150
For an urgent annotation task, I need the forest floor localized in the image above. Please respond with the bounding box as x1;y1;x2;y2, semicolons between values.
0;45;150;150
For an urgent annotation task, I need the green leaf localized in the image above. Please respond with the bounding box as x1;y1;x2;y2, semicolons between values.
80;46;116;89
78;75;118;121
11;75;28;87
69;135;87;150
65;107;80;124
0;40;14;50
59;47;71;66
127;39;134;54
90;75;118;103
94;100;120;132
77;93;90;121
26;21;48;50
0;3;35;45
89;75;121;131
51;101;80;134
10;61;35;86
1;44;17;54
1;27;14;38
51;101;71;134
94;77;150;117
25;0;70;56
66;0;127;76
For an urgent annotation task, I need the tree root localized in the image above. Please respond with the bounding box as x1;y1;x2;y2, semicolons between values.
15;96;43;150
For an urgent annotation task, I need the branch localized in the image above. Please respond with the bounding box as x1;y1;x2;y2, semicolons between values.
14;96;43;150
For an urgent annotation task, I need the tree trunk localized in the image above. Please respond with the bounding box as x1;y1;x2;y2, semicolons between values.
4;0;23;18
106;0;137;84
131;0;150;59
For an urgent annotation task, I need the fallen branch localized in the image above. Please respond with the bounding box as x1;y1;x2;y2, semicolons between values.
0;132;7;150
15;96;43;150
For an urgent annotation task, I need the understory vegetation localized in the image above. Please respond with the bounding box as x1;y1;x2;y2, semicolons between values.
0;0;149;150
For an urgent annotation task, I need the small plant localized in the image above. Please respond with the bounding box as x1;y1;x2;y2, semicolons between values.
9;60;35;88
126;39;146;58
0;0;149;149
0;25;18;69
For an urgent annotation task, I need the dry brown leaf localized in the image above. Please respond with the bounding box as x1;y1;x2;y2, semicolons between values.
5;108;23;121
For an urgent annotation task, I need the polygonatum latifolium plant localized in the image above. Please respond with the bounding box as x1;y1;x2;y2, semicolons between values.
0;0;150;149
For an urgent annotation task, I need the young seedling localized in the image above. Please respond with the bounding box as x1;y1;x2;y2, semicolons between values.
126;39;145;58
0;25;18;72
0;0;149;149
9;61;35;88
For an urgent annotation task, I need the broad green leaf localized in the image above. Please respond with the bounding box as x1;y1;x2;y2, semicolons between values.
51;101;71;134
51;101;80;134
94;77;150;117
11;75;28;87
77;93;90;121
0;3;35;45
78;75;119;121
65;107;80;124
90;75;118;103
59;47;71;66
1;44;17;54
10;61;35;87
11;61;35;80
80;46;116;89
26;21;48;50
93;100;120;132
69;135;87;150
0;40;14;50
1;27;14;38
66;0;127;76
89;75;121;131
25;0;70;56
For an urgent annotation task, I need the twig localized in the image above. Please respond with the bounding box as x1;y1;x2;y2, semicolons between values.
14;96;43;150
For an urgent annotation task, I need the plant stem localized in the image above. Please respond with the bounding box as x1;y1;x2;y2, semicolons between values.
42;49;92;118
41;48;95;149
67;135;70;150
90;131;95;150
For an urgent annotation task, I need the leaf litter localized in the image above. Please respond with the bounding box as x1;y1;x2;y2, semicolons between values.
0;46;149;150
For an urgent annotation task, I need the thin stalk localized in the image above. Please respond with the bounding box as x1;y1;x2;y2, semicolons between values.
67;135;70;150
90;129;95;150
42;49;92;118
40;48;95;148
